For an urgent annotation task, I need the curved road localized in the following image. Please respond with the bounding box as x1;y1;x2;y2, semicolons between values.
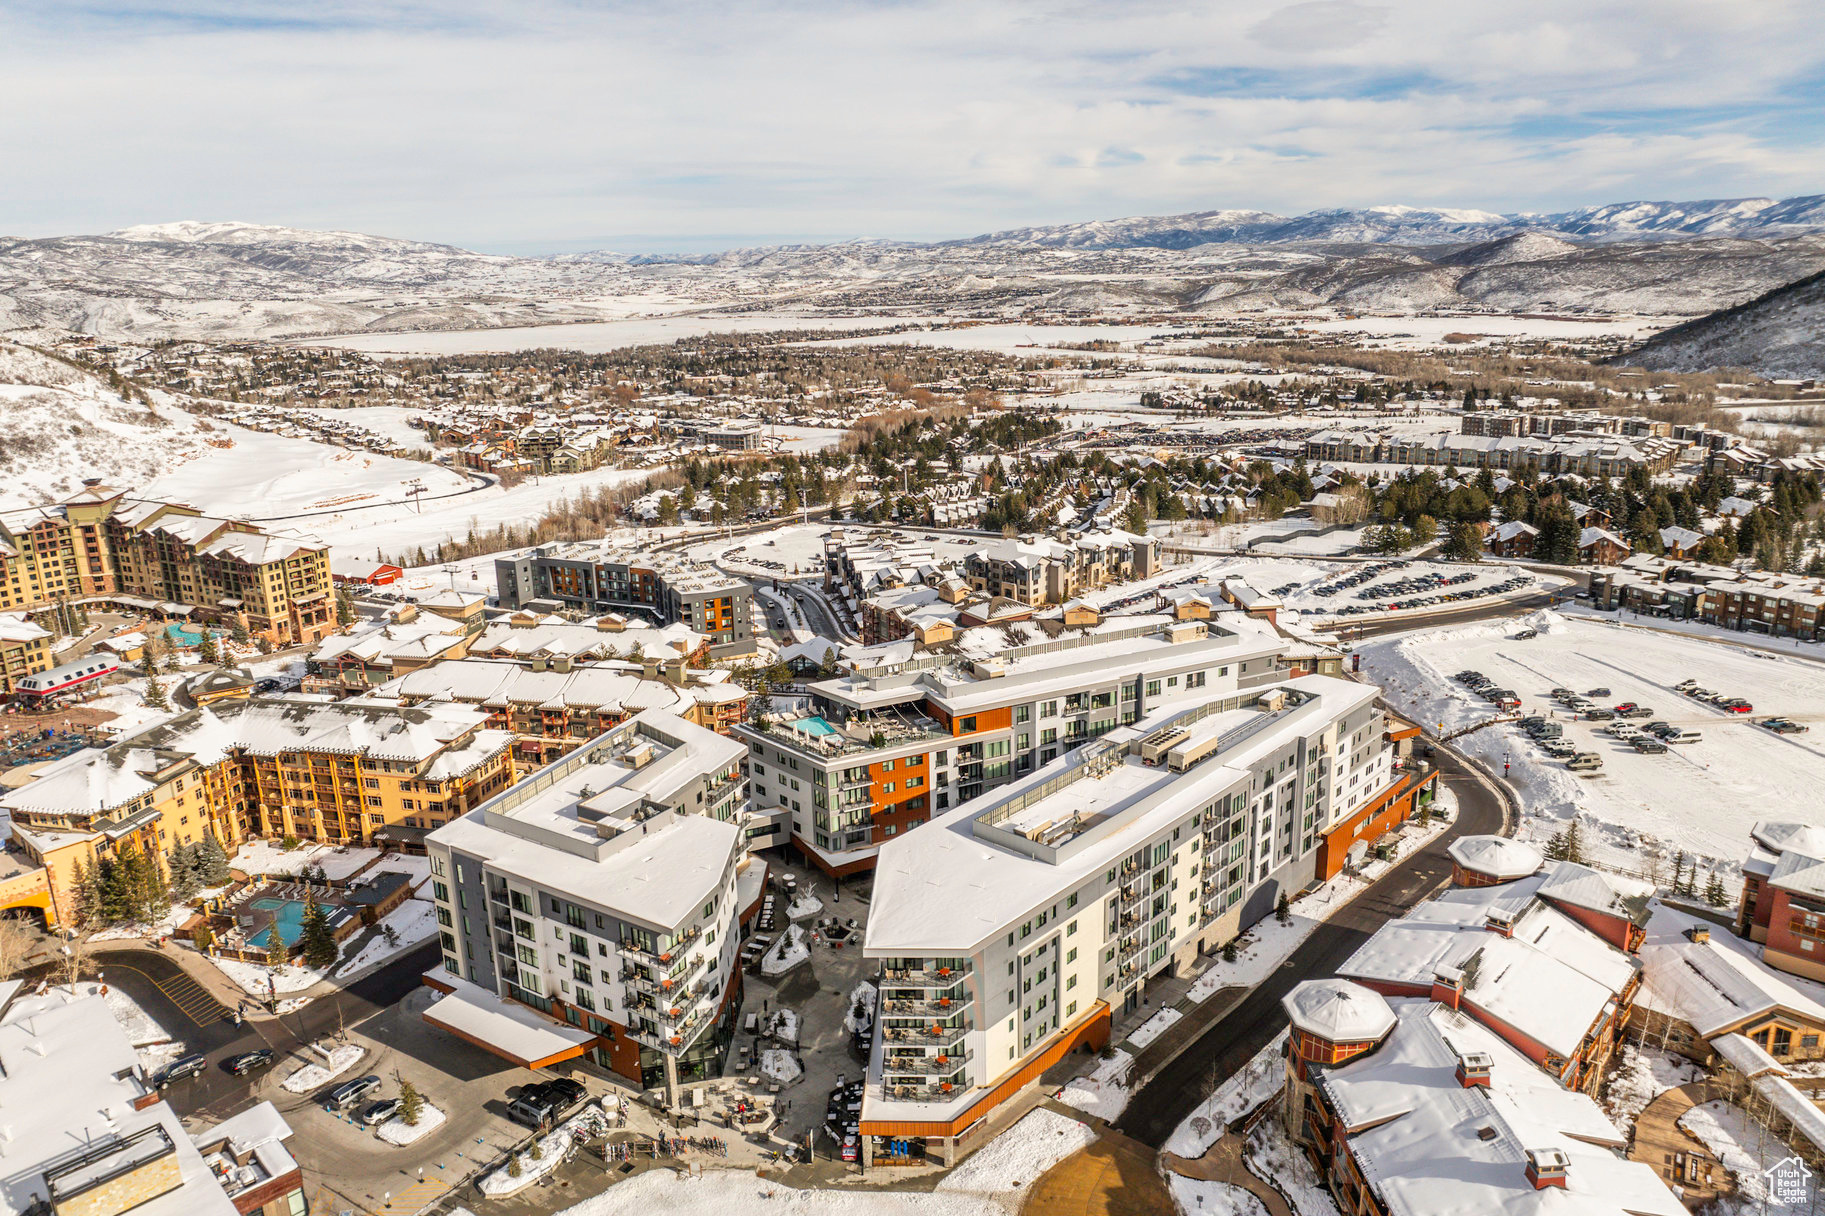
1113;743;1515;1147
89;942;439;1123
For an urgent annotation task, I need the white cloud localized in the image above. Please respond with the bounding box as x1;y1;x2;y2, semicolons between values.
0;0;1820;250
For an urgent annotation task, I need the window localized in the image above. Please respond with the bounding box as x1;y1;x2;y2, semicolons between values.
960;716;977;732
1016;706;1030;723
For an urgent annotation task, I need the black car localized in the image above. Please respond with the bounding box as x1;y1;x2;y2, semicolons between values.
158;1054;209;1087
538;1078;587;1110
225;1049;274;1076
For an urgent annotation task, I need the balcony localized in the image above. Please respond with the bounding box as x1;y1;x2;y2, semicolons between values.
884;1080;967;1102
882;1049;973;1077
880;1017;973;1041
878;992;972;1019
879;970;972;993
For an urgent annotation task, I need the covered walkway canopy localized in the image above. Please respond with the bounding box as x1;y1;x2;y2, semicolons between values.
421;970;594;1069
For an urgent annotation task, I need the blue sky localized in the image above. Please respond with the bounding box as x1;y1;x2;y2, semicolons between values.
2;0;1821;254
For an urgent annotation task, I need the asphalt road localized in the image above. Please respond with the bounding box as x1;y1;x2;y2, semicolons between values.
92;941;440;1122
1113;745;1513;1147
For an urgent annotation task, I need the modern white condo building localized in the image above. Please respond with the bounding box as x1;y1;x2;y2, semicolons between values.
858;670;1431;1162
421;708;752;1103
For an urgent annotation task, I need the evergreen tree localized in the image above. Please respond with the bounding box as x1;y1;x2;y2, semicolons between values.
1543;831;1569;862
197;629;219;665
1275;892;1291;924
398;1079;424;1126
231;619;251;646
335;588;355;627
1443;521;1484;563
145;675;168;711
1671;851;1687;896
1563;819;1587;866
168;844;199;902
198;833;232;887
1705;871;1730;907
299;896;339;970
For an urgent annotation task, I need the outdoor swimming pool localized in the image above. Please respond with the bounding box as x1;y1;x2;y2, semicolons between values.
246;896;308;949
162;623;223;648
796;716;839;738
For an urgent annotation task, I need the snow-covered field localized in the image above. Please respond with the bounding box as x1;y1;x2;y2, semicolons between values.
1363;610;1825;874
230;840;381;880
311;314;928;356
1289;314;1663;346
540;1107;1093;1215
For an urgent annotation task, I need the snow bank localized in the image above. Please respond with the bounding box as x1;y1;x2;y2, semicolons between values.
209;954;326;995
377;1103;446;1146
842;982;877;1035
479;1103;604;1197
1126;1006;1183;1050
786;894;824;921
759;1048;802;1086
1168;1176;1270;1216
1165;1031;1288;1157
761;924;810;977
281;1043;365;1093
1058;1048;1136;1121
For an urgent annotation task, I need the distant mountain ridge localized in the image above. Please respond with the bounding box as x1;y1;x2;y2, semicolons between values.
936;194;1825;252
3;192;1825;342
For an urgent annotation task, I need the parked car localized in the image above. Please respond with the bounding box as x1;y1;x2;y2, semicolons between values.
1645;722;1676;738
1674;678;1699;691
1604;723;1641;739
158;1054;209;1088
1586;688;1611;698
1724;701;1754;714
1512;628;1539;640
1763;718;1810;734
1618;706;1654;720
225;1049;274;1076
1631;738;1670;754
1567;753;1604;772
1549;687;1576;700
1530;722;1563;740
1614;702;1639;713
1666;729;1703;744
1519;715;1547;730
538;1078;587;1110
1584;708;1616;721
359;1098;401;1126
506;1092;558;1129
326;1075;382;1111
1541;738;1576;758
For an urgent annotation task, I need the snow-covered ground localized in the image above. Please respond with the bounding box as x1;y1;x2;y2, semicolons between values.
281;1042;366;1093
1164;1032;1289;1158
1126;1006;1183;1050
334;899;438;977
759;1048;802;1086
209;953;326;996
1167;1176;1269;1216
542;1106;1092;1215
1362;609;1825;875
377;1102;446;1146
1057;1049;1137;1121
1679;1100;1786;1208
312;313;929;356
229;840;381;880
1602;1045;1702;1128
762;924;810;977
1244;1118;1340;1216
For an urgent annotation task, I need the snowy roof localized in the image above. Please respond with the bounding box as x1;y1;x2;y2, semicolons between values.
1711;1031;1785;1077
0;991;243;1216
423;971;594;1067
1284;979;1396;1044
1448;835;1543;882
1751;821;1825;862
1316;995;1682;1216
1637;904;1825;1038
866;675;1378;954
0;614;51;644
1769;848;1825;899
1340;868;1638;1059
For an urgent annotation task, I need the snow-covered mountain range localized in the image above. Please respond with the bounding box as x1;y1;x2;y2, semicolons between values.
3;194;1825;343
942;195;1825;250
1624;269;1825;380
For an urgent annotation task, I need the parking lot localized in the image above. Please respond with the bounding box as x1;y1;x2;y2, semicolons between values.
1367;612;1825;873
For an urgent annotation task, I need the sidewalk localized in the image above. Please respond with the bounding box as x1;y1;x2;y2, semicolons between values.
1162;1133;1292;1216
